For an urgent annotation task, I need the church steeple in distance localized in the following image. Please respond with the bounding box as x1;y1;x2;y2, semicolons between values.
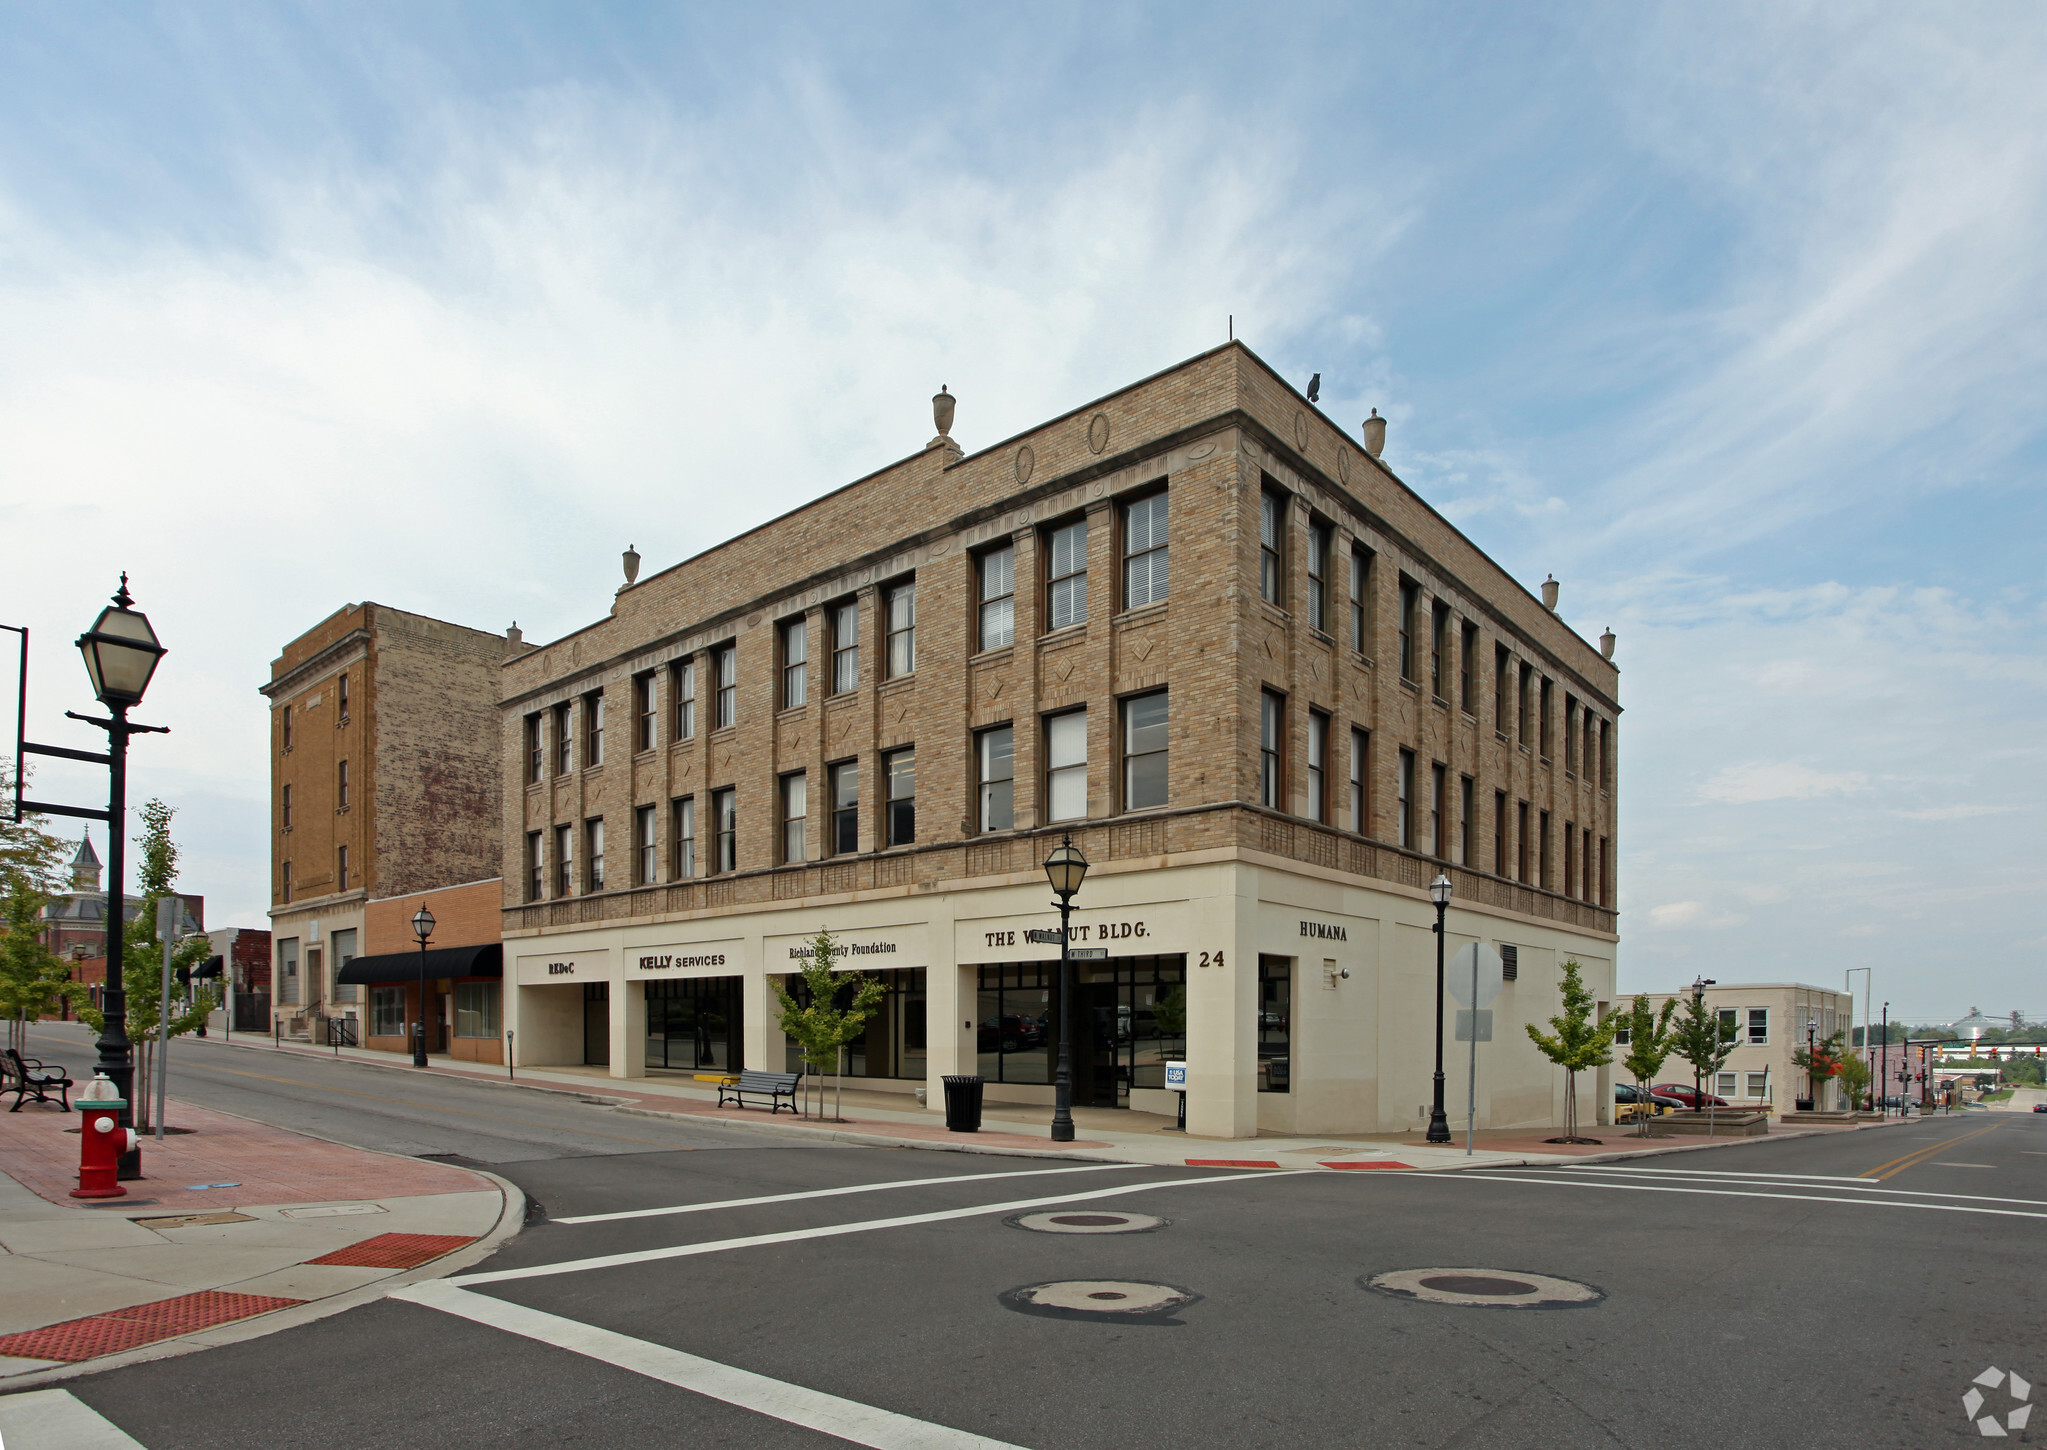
70;834;102;892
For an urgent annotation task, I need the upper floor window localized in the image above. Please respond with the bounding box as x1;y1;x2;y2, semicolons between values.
1398;749;1416;850
1748;1008;1769;1045
1122;493;1168;610
585;816;605;891
337;672;350;722
672;797;697;879
1046;710;1088;822
1564;697;1578;775
554;823;573;896
1430;602;1450;700
281;861;292;904
1349;728;1369;836
337;844;350;891
780;618;808;709
281;704;293;752
978;546;1015;651
1305;710;1329;823
1046;520;1087;631
780;772;807;864
829;761;859;855
554;702;573;774
1431;762;1447;859
1398;579;1419;682
281;784;293;831
1259;489;1285;605
1539;678;1554;759
884;748;915;846
977;726;1015;832
525;714;544;783
1599;718;1612;790
1518;663;1533;747
1259;690;1284;809
714;645;737;729
636;804;658;884
673;659;696;740
1350;546;1373;654
1123;692;1168;811
634;672;657;752
525;830;543;902
336;759;349;810
885;582;916;677
1460;622;1479;714
1307;520;1332;632
1493;647;1511;734
584;691;604;767
831;601;860;693
712;787;737;873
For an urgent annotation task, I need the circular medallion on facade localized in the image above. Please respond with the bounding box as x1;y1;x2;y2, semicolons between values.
1006;1210;1166;1235
1087;412;1111;454
1338;447;1351;486
1015;444;1035;485
1363;1267;1604;1310
745;612;762;629
1293;409;1309;450
1000;1279;1198;1323
1185;441;1217;462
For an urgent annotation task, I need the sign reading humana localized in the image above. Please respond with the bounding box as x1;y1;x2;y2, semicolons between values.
1299;921;1348;942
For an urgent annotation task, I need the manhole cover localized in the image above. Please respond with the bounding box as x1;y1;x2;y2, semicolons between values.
1000;1280;1198;1323
1007;1210;1166;1235
1364;1267;1604;1309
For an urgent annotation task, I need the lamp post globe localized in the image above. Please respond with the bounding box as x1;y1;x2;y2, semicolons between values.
1426;873;1452;1144
1044;834;1089;1143
75;575;166;709
412;907;435;1068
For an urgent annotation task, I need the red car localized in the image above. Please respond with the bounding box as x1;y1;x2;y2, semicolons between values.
1654;1083;1730;1108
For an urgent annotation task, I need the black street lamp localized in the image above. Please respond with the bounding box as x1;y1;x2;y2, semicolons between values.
1690;976;1717;1112
1044;834;1089;1144
1806;1017;1819;1110
1879;1001;1889;1119
1426;873;1452;1144
411;906;435;1068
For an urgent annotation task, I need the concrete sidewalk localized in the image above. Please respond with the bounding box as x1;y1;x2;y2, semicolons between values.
196;1029;1903;1174
0;1094;521;1389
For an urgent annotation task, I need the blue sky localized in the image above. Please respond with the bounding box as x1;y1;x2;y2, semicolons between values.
3;4;2041;1021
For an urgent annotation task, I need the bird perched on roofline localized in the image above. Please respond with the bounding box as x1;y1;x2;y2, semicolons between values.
1306;373;1321;403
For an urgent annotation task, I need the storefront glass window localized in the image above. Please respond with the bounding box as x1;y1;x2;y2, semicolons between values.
782;967;924;1080
455;982;501;1038
371;985;405;1037
1258;955;1290;1093
647;977;742;1071
973;956;1186;1104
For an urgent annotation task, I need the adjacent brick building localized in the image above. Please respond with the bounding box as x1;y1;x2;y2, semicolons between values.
492;343;1622;1138
262;604;506;1044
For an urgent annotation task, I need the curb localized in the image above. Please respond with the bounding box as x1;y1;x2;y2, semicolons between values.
603;1104;1107;1162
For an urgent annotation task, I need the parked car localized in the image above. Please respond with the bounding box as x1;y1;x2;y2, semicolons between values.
1615;1084;1686;1114
2033;1103;2047;1114
1654;1083;1731;1108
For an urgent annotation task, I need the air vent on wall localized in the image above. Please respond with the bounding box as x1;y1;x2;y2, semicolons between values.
1499;944;1518;981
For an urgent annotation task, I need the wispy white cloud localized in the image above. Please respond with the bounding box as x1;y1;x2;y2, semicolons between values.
1891;804;2020;822
1696;763;1870;806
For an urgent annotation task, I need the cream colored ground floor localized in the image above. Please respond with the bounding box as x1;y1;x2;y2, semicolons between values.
501;857;1619;1140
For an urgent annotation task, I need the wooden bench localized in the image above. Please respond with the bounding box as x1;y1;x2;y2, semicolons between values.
718;1069;802;1115
4;1048;73;1113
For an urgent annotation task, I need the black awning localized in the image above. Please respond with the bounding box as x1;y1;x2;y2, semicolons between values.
336;943;503;985
194;955;225;979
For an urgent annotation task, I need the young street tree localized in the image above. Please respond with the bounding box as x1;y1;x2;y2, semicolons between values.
1619;994;1681;1138
1668;991;1739;1112
0;758;79;1052
770;929;884;1122
1793;1030;1848;1110
69;800;215;1131
1524;959;1616;1143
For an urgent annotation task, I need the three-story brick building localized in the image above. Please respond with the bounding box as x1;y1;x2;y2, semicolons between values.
497;343;1621;1138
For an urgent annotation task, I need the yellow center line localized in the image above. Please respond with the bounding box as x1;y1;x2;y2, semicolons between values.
1860;1122;2004;1180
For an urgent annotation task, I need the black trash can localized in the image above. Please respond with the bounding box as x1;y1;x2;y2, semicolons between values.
942;1074;984;1132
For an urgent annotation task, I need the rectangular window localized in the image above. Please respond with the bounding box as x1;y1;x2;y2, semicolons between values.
554;824;572;896
281;860;292;903
1494;791;1508;876
1598;835;1608;906
978;726;1015;831
1430;762;1446;859
1350;547;1373;654
1349;728;1369;835
830;761;859;855
780;618;808;709
1123;492;1169;609
1517;801;1530;882
883;749;915;846
1124;693;1168;812
978;547;1015;651
281;704;293;752
1539;678;1554;759
1257;956;1290;1093
1431;602;1450;699
1583;827;1594;900
712;788;737;873
526;830;543;901
1046;519;1088;630
585;817;605;891
526;714;543;783
372;985;405;1037
584;692;604;767
1564;695;1578;774
554;702;572;773
337;671;349;721
1748;1009;1769;1045
1305;710;1329;823
1259;691;1285;809
278;938;299;1005
331;927;357;1004
780;772;807;864
714;645;737;729
1398;579;1419;682
1259;488;1285;604
1046;710;1088;822
671;797;696;879
636;803;657;884
1717;1008;1739;1043
455;982;500;1039
1539;809;1551;888
1600;719;1612;790
1518;663;1533;746
1306;520;1331;632
1746;1070;1769;1099
281;784;292;831
1716;1070;1739;1098
336;759;349;810
1460;775;1475;866
886;581;917;676
635;672;657;751
1460;622;1478;713
1398;749;1415;849
1564;823;1576;898
336;844;350;891
1494;647;1510;733
832;601;860;693
673;659;697;739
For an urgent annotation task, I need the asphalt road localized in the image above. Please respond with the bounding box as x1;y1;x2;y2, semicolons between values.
18;1030;2047;1448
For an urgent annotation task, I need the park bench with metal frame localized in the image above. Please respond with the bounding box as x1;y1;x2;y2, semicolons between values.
3;1047;74;1112
717;1069;802;1115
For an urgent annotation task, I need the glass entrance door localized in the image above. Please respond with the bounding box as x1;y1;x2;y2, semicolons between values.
645;977;743;1071
583;982;610;1066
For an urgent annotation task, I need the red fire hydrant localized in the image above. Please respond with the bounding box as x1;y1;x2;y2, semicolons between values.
72;1074;135;1200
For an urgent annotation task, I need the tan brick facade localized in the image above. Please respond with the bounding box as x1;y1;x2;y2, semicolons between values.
496;344;1621;1136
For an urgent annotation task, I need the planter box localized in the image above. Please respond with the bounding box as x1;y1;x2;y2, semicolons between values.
1647;1112;1769;1138
1786;1110;1862;1125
